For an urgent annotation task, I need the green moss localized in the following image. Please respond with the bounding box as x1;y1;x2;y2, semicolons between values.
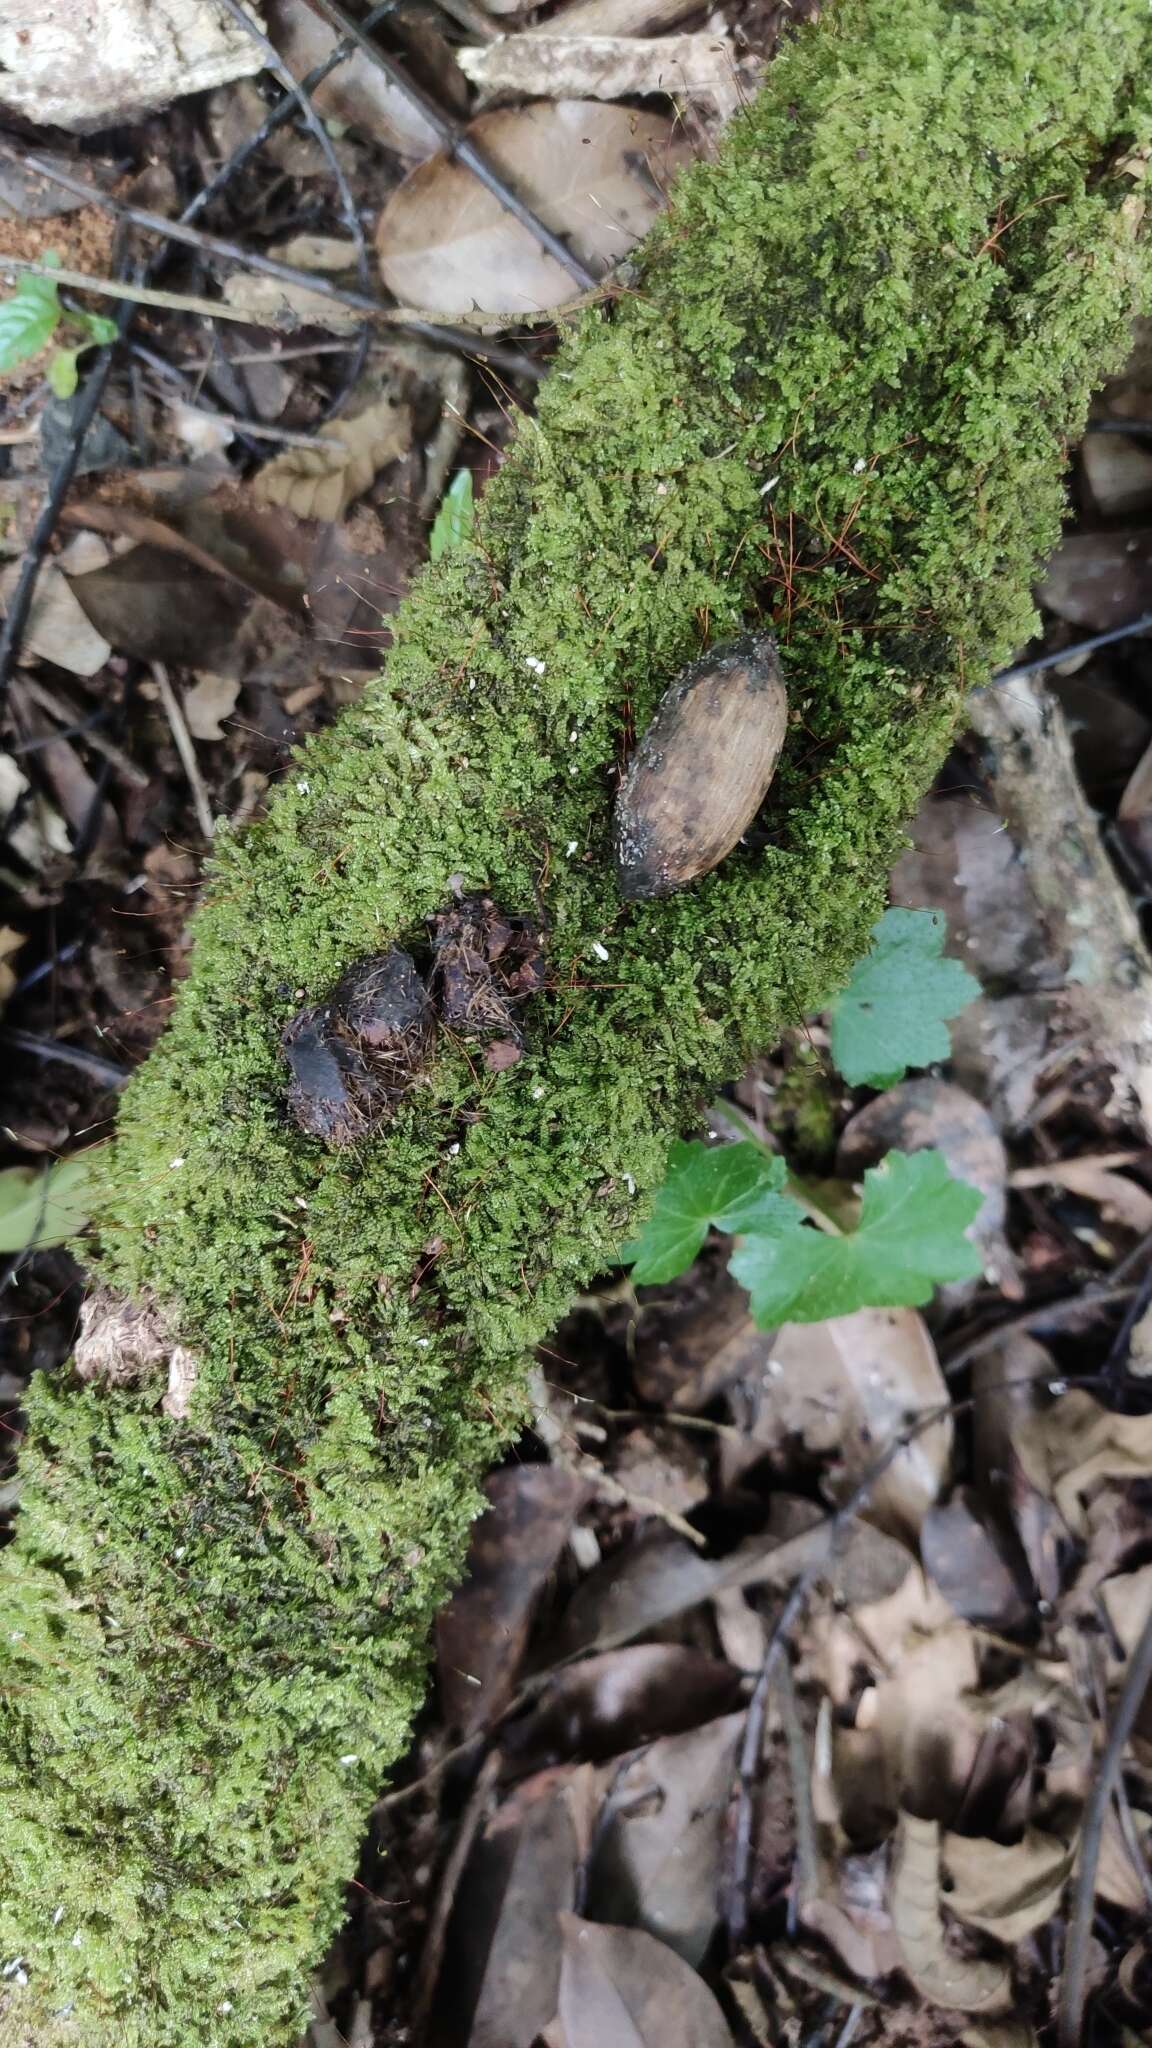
3;2;1152;2039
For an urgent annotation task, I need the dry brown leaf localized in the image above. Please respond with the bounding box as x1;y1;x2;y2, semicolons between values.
961;2025;1038;2048
752;1307;952;1541
1101;1560;1152;1662
555;1913;734;2048
1012;1391;1152;1535
459;32;753;118
252;395;413;523
505;1644;742;1770
376;101;689;318
921;1491;1033;1633
0;926;26;1010
1009;1154;1152;1234
436;1766;593;2046
182;674;242;743
1095;1803;1152;1910
806;1569;982;1827
436;1463;591;1735
0;559;111;676
1037;528;1152;632
586;1713;742;1966
891;1811;1012;2013
942;1828;1074;1943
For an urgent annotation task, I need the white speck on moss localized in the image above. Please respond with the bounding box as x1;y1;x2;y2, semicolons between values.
590;941;609;962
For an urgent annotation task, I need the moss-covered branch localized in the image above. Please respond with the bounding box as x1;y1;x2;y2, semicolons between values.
3;3;1152;2040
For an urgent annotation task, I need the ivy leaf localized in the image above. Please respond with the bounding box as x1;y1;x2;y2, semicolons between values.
0;1153;97;1253
730;1148;983;1326
428;467;474;560
0;268;62;372
830;907;979;1087
624;1139;791;1284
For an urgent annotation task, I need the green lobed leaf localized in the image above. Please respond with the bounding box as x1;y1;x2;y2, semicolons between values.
0;268;62;372
0;1153;96;1252
624;1138;791;1284
428;467;475;560
729;1147;983;1326
830;906;979;1087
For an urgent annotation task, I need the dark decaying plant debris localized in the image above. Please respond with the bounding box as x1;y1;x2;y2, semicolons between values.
6;1;1152;2046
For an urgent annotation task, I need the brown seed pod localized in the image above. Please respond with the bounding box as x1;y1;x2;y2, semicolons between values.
613;633;787;901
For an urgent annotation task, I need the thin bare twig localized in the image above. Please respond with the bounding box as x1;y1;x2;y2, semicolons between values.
0;254;295;325
185;0;400;224
986;609;1152;689
151;662;215;841
14;677;151;788
1057;1601;1152;2048
0;1028;129;1089
303;0;598;289
407;1749;501;2044
215;0;374;417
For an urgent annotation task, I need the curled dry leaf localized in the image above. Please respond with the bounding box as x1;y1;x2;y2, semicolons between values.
376;101;690;319
586;1712;743;1966
253;394;414;523
805;1569;981;1830
745;1307;952;1542
0;926;25;1009
1012;1390;1152;1536
435;1462;591;1735
891;1811;1012;2013
459;32;753;120
837;1078;1018;1299
182;674;242;743
942;1828;1075;1943
555;1912;734;2048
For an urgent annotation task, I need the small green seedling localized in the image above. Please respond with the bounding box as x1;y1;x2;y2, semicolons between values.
0;255;118;396
428;467;475;560
623;1138;982;1325
829;906;979;1088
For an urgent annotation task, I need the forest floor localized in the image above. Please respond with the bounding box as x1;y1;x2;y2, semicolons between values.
2;4;1152;2044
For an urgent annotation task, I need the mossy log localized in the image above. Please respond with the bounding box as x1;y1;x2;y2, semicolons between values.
3;3;1152;2040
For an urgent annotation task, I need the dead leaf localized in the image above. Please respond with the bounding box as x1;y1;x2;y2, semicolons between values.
0;926;26;1009
1096;1804;1152;1911
633;1270;774;1412
739;1308;953;1542
969;1328;1064;1607
921;1491;1034;1633
1012;1390;1152;1536
182;674;242;743
431;1766;591;2046
253;394;413;523
558;1513;911;1659
506;1644;742;1771
459;32;752;119
586;1713;742;1966
266;0;440;161
0;559;111;676
1009;1153;1152;1234
67;543;251;667
891;791;1059;992
890;1811;1012;2013
376;101;689;318
555;1913;734;2048
805;1569;982;1827
942;1828;1074;1943
437;1463;591;1735
961;2028;1038;2048
1081;424;1152;520
1037;529;1152;633
837;1079;1018;1299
